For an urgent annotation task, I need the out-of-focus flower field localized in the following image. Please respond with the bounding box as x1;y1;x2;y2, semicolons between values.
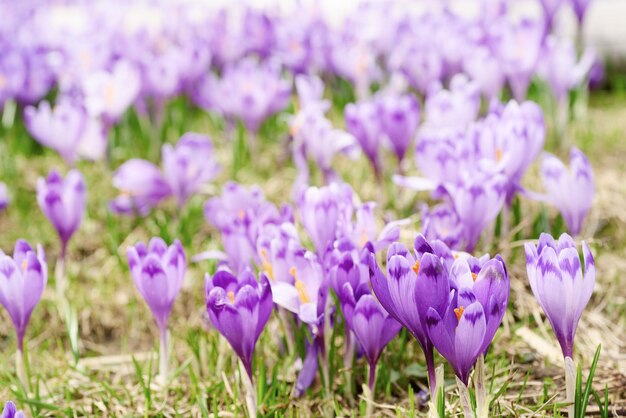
0;0;625;416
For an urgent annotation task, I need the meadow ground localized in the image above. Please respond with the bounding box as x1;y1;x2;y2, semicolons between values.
0;89;625;417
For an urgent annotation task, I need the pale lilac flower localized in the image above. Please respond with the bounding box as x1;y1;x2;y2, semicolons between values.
0;240;47;351
162;133;221;207
110;159;171;216
422;203;464;251
379;93;420;164
344;99;384;178
540;147;594;236
37;169;86;256
525;233;594;358
424;75;481;129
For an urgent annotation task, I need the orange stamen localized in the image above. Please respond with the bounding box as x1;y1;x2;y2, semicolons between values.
471;273;478;282
412;260;420;275
295;280;310;304
495;147;503;162
454;306;465;321
227;291;235;304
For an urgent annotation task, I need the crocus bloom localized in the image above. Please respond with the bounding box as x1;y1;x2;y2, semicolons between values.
36;169;86;257
540;147;594;235
270;250;325;324
297;183;354;255
379;93;420;164
127;238;186;333
0;182;9;212
82;59;141;123
205;182;291;272
369;235;451;395
525;233;594;359
205;269;273;379
1;401;24;418
424;75;481;129
421;203;464;251
341;283;401;389
24;100;86;165
426;254;510;383
345;99;384;178
0;240;47;351
110;159;172;216
571;0;592;25
127;238;185;380
162;133;221;207
442;173;507;252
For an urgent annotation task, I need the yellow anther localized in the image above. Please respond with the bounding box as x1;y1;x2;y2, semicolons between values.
412;260;420;275
471;273;478;282
21;259;28;271
289;266;297;279
260;249;275;281
238;209;246;220
454;306;465;321
227;291;235;304
495;147;503;163
295;280;310;304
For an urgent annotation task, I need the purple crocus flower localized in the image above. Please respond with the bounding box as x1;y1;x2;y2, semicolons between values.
344;99;384;179
297;183;354;254
1;401;24;418
162;133;221;207
36;169;86;257
424;75;481;129
205;268;273;380
571;0;592;25
0;240;47;352
525;233;594;359
540;147;594;236
425;252;509;390
442;173;507;252
369;235;451;396
110;159;172;216
342;288;402;390
0;182;9;212
500;19;543;102
24;100;86;165
421;203;464;251
127;238;186;380
205;182;291;272
379;93;420;164
539;0;564;31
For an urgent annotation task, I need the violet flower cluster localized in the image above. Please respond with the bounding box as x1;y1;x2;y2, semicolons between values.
111;132;220;215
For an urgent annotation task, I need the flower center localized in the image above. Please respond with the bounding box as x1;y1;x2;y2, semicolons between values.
295;280;310;304
227;291;235;304
412;260;420;275
260;248;274;281
22;259;28;271
495;147;503;162
454;306;465;321
472;273;478;282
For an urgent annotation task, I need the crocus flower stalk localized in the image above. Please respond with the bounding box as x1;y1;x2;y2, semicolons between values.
427;254;510;418
525;233;595;417
369;235;451;398
127;238;186;383
205;269;273;418
0;240;47;389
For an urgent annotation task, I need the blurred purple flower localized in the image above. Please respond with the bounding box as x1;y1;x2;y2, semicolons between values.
205;269;273;379
422;203;464;251
1;401;25;418
379;93;420;164
345;99;384;178
0;182;9;212
162;133;221;207
0;240;47;351
82;59;141;123
424;75;480;129
571;0;592;24
298;183;354;254
205;182;291;272
525;233;594;358
540;147;594;235
24;100;86;165
110;159;171;216
36;169;86;256
215;58;291;133
127;238;186;333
